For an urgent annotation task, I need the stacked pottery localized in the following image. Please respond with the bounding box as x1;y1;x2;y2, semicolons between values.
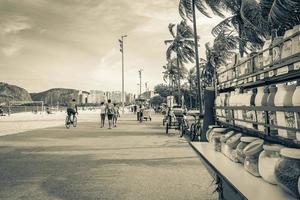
274;84;297;139
243;90;255;128
271;35;284;63
292;25;300;56
292;84;300;141
263;38;272;67
236;90;244;126
281;28;294;59
267;85;278;135
255;87;267;133
251;88;258;129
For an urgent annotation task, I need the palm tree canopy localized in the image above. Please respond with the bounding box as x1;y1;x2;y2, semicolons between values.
165;20;196;65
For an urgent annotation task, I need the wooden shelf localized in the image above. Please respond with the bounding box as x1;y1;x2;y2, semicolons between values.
190;142;298;200
216;120;300;148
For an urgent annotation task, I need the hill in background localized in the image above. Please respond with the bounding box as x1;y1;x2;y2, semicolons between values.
0;82;32;104
31;88;79;105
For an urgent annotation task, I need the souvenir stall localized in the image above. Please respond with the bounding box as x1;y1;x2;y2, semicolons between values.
191;26;300;200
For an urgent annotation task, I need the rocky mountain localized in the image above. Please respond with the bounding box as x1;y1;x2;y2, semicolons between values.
0;82;32;104
31;88;79;105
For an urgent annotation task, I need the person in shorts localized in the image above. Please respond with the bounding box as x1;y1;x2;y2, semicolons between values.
100;102;106;128
67;98;78;123
113;103;119;127
106;99;114;129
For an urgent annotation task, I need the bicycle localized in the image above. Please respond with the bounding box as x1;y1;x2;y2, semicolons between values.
189;113;204;141
65;113;77;129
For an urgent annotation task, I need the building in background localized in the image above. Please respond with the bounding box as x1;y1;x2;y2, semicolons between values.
78;91;90;104
125;93;134;104
88;90;106;104
140;90;154;100
110;91;121;103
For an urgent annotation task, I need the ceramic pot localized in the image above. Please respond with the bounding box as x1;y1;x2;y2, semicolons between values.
292;86;300;141
259;144;283;185
282;29;294;59
268;85;278;135
292;25;300;56
255;87;268;133
272;36;283;63
263;39;272;67
275;148;300;198
275;84;296;139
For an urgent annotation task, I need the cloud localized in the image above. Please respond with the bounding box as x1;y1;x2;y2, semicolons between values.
0;15;32;35
0;15;32;56
0;0;224;93
1;41;23;56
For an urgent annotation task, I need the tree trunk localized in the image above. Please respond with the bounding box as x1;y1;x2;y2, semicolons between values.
176;52;182;106
238;15;244;57
189;81;193;108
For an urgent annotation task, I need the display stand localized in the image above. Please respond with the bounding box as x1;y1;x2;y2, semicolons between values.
193;29;300;199
190;142;297;200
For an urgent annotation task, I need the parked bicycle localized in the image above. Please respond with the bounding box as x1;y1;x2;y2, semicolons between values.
65;113;77;129
189;113;204;141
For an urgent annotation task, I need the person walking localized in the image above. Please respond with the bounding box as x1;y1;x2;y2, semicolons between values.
113;103;119;127
100;102;106;128
106;99;114;129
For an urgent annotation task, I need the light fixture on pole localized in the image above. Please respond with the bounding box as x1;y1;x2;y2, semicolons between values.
119;35;127;114
138;69;143;97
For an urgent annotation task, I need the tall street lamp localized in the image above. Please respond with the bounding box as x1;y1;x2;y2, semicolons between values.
192;0;203;114
119;35;127;114
138;69;143;97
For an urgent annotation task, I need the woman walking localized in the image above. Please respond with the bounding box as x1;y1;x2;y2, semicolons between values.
100;102;106;128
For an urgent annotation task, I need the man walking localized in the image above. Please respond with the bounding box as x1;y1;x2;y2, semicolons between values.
113;103;119;127
100;102;106;128
106;99;114;129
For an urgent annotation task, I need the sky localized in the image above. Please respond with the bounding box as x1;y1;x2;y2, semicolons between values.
0;0;223;94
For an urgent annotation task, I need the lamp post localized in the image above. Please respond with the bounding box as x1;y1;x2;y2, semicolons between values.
191;0;203;114
119;35;127;114
138;69;143;98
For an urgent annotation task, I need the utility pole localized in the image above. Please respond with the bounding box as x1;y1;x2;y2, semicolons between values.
119;35;127;114
145;81;149;92
138;69;143;98
192;0;203;114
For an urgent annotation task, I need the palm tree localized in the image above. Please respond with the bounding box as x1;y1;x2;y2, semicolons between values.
165;20;195;104
178;0;224;113
259;0;300;35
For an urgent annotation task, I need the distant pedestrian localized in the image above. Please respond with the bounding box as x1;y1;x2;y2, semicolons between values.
136;104;140;121
113;103;119;127
139;104;144;123
106;99;114;129
100;102;106;128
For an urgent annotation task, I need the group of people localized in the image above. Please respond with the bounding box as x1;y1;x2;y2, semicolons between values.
99;99;120;129
66;98;119;129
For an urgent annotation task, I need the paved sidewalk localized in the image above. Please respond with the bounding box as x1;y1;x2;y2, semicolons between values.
0;113;217;200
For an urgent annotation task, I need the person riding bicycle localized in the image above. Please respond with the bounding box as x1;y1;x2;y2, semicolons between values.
67;98;78;123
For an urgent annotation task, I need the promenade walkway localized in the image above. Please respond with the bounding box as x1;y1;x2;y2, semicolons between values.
0;113;216;200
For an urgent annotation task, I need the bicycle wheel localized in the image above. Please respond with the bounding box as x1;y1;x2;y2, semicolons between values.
73;115;77;127
65;115;71;129
190;123;196;141
165;122;169;134
180;123;185;137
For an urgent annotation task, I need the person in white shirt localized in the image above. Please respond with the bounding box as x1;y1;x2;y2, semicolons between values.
100;102;106;128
